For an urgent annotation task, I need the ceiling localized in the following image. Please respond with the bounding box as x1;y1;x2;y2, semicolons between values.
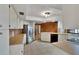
14;4;62;22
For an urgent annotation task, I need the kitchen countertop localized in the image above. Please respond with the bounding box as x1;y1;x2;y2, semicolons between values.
51;33;68;34
41;32;68;34
10;34;24;45
53;40;79;55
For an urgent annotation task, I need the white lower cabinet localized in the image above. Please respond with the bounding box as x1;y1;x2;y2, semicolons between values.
10;44;24;55
41;32;50;42
0;30;9;55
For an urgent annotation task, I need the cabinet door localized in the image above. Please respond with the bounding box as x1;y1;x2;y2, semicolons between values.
0;5;9;29
0;29;9;55
41;32;50;42
10;44;24;55
9;6;18;29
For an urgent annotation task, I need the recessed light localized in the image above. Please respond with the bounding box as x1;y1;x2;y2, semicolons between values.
19;12;24;15
45;12;51;15
40;11;52;18
40;8;61;18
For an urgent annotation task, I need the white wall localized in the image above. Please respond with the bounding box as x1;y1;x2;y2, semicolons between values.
17;19;23;29
58;20;66;41
74;5;79;28
62;5;79;29
58;5;79;41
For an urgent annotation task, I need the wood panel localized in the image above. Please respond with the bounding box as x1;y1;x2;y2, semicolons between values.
9;29;24;45
10;34;24;45
40;22;58;32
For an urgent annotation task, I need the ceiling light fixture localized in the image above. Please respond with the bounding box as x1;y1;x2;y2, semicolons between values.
40;11;52;18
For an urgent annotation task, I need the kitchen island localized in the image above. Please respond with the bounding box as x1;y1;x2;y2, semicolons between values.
41;32;68;42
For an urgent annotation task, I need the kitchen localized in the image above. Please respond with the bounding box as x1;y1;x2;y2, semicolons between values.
1;4;79;55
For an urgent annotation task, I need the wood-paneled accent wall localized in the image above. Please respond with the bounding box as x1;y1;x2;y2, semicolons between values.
40;22;58;32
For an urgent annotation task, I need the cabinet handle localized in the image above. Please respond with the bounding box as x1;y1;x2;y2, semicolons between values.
0;25;2;27
0;32;2;35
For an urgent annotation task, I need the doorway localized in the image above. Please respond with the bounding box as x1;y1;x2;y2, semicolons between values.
23;24;33;44
23;25;28;44
35;24;41;41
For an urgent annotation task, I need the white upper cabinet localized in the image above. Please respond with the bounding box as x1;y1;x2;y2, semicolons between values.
9;5;19;29
0;5;9;29
9;5;24;29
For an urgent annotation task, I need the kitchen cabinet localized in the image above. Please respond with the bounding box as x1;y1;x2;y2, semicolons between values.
41;32;68;42
0;29;9;54
0;5;9;55
9;5;19;29
9;5;24;29
0;5;9;29
10;44;24;55
41;32;50;42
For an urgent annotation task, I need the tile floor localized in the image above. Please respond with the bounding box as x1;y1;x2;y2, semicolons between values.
24;41;69;55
